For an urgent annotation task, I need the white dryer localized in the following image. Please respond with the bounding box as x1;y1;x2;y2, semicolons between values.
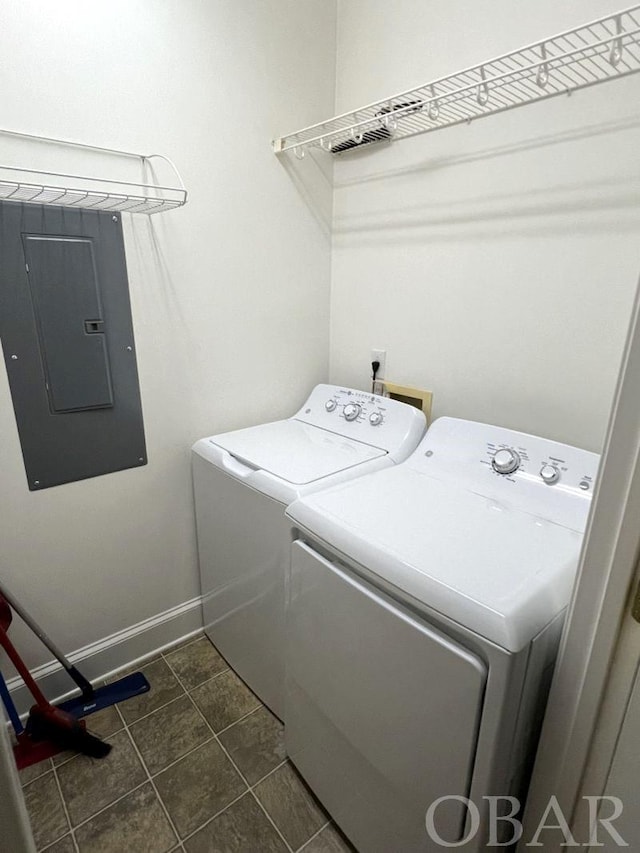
192;384;425;721
285;417;599;852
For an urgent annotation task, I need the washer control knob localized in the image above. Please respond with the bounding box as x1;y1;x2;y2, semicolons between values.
325;400;337;412
492;448;521;475
369;411;383;426
540;464;560;485
343;403;361;422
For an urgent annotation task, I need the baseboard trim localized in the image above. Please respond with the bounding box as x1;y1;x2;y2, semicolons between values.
6;596;203;717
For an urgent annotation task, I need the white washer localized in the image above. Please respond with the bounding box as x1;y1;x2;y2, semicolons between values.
192;384;425;721
285;417;599;852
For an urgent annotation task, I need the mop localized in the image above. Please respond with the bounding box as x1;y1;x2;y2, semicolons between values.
0;580;149;726
0;593;110;765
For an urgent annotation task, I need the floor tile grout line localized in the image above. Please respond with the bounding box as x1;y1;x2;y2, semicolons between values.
178;788;252;846
125;645;294;853
145;734;217;779
250;756;289;789
99;638;212;729
113;701;125;729
50;725;126;771
165;659;295;853
38;832;75;853
50;763;79;853
110;678;259;779
161;637;216;673
163;656;298;851
172;664;231;693
295;818;333;852
213;702;263;736
250;759;332;853
120;689;187;728
37;829;73;853
123;724;183;849
159;658;261;845
247;788;296;853
19;760;53;789
202;700;298;853
126;690;193;731
103;633;205;687
61;778;149;835
119;664;230;729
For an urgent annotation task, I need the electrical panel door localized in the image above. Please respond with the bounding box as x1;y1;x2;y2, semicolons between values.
0;202;147;490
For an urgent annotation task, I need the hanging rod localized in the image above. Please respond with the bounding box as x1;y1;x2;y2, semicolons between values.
0;128;187;214
272;5;640;157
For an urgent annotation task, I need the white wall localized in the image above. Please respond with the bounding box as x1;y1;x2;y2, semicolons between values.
330;0;640;451
0;0;336;675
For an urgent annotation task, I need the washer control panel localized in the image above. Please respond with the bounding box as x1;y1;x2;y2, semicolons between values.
322;390;387;428
294;384;426;459
414;417;600;532
484;438;593;490
309;387;388;429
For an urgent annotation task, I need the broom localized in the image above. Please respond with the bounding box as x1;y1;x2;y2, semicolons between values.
0;602;110;759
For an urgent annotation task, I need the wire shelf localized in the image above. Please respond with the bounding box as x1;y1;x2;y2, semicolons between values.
273;5;640;157
0;131;187;214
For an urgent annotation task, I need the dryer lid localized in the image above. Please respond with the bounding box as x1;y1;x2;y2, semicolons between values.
207;419;386;485
287;466;585;651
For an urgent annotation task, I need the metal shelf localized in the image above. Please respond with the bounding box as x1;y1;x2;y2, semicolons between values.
273;5;640;158
0;129;187;214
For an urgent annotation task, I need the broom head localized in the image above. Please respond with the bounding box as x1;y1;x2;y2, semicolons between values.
26;704;112;759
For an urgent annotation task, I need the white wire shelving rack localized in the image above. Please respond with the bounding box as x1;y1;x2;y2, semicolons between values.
0;129;187;214
273;5;640;158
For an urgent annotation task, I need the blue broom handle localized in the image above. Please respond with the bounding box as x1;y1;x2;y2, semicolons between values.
0;668;23;736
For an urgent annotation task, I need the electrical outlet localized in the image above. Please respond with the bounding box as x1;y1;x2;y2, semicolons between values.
371;348;387;379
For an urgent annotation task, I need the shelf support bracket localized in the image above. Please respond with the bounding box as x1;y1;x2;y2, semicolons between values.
536;43;550;88
610;15;624;66
477;67;490;106
428;85;440;120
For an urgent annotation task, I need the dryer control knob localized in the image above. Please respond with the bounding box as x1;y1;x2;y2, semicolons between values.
325;400;337;412
492;448;520;475
369;411;383;426
343;403;361;421
540;464;560;485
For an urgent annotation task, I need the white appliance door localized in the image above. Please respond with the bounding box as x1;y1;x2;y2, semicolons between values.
209;420;385;484
287;541;487;853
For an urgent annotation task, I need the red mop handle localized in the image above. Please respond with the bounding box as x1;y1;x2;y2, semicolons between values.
0;624;50;708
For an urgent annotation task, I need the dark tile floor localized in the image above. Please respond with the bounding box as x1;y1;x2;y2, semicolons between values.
19;634;353;853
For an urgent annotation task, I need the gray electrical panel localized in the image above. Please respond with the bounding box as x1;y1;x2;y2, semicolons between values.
0;202;147;490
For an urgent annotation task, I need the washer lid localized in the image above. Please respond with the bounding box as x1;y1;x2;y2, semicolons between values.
287;466;585;651
208;419;386;485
